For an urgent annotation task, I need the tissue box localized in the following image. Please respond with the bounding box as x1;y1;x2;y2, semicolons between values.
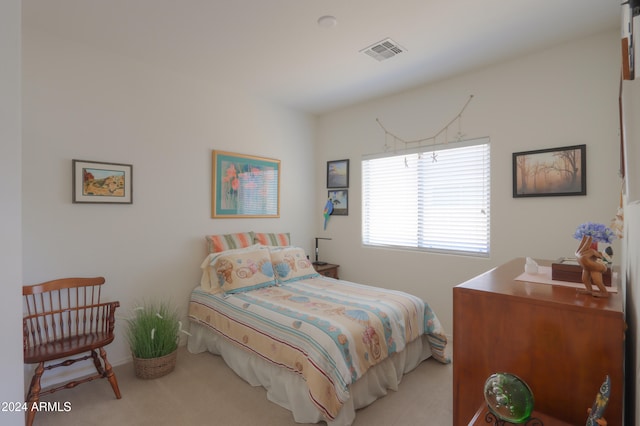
551;258;612;286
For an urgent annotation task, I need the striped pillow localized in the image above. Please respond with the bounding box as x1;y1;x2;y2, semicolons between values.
205;232;255;253
254;232;291;247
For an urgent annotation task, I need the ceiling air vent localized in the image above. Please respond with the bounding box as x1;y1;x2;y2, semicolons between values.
361;38;406;62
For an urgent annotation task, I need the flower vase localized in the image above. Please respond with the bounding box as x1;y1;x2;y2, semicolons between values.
590;241;598;251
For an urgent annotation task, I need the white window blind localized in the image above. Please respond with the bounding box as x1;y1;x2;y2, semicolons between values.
362;138;490;257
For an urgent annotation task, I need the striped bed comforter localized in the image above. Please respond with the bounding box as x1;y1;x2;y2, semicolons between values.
188;276;449;421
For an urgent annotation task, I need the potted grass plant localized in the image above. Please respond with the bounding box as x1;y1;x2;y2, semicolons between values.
124;301;188;379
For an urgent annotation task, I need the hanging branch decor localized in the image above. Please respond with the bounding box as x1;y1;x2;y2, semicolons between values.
376;95;474;161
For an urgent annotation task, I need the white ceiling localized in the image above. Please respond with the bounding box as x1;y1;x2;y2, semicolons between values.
22;0;620;114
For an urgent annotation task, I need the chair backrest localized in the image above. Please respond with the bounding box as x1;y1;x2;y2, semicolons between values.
23;277;112;350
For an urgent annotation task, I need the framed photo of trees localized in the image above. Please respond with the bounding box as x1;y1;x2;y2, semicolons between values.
513;144;586;197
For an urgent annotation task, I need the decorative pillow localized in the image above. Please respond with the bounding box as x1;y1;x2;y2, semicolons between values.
200;254;220;292
253;232;291;247
202;245;276;294
205;232;255;253
269;246;319;283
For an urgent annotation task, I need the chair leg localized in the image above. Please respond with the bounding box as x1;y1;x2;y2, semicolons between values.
91;349;105;376
99;347;122;399
25;362;44;426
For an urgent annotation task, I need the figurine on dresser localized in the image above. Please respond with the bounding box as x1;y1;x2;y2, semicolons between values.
575;235;609;298
586;376;610;426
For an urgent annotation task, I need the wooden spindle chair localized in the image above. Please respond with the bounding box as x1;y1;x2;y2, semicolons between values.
22;277;122;426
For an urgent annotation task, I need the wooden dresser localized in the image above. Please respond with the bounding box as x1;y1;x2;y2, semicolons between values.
453;258;624;426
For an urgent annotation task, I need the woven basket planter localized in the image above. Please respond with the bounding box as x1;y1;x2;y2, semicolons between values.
133;349;177;379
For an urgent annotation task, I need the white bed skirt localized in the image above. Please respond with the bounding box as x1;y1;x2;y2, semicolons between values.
187;321;433;426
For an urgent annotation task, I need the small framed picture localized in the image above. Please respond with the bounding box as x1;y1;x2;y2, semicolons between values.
73;160;133;204
328;189;348;215
327;159;349;188
512;144;586;198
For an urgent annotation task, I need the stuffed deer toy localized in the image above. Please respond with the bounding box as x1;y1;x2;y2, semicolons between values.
575;235;609;298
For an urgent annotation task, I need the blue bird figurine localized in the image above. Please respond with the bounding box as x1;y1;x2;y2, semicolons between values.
586;375;610;426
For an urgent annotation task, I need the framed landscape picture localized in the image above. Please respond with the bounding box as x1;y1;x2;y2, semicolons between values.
512;144;586;197
327;159;349;188
328;189;348;215
72;159;133;204
212;150;280;218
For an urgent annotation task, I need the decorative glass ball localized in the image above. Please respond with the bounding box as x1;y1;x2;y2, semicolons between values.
483;372;534;423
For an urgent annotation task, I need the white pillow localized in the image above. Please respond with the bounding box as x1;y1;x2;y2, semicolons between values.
269;246;319;283
200;244;275;293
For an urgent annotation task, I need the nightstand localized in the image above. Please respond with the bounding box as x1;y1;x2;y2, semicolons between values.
313;263;339;279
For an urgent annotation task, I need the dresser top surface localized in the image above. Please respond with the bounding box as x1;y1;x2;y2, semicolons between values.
455;257;623;314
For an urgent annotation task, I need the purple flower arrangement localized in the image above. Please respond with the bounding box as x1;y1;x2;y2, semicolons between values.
573;222;616;244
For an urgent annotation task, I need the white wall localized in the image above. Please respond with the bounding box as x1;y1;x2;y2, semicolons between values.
315;30;622;335
0;1;25;424
21;29;317;383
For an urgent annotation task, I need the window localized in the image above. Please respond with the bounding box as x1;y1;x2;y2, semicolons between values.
362;138;490;257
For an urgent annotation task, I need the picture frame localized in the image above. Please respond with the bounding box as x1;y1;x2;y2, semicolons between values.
327;159;349;188
328;189;348;216
212;150;280;218
72;159;133;204
512;144;586;198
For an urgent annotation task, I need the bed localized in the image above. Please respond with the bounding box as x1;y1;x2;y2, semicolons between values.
187;233;449;425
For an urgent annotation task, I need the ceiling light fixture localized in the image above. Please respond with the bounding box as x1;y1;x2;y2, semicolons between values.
317;15;337;28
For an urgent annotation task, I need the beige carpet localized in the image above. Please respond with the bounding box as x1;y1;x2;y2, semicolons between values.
34;346;453;425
